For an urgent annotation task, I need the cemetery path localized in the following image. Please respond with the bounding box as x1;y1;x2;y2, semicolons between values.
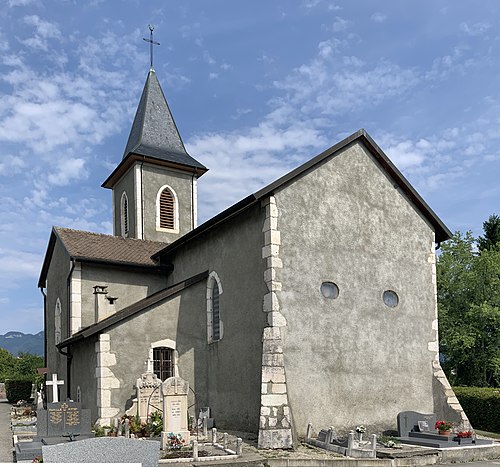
0;399;13;462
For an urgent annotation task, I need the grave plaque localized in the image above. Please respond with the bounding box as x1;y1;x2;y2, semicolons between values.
161;376;190;450
397;411;436;437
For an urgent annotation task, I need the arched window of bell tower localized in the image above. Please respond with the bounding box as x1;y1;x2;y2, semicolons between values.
156;185;179;232
120;192;129;238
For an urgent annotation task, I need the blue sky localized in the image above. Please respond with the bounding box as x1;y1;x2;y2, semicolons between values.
0;1;499;334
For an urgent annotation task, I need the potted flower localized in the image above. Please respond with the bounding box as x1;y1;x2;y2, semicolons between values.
435;420;453;435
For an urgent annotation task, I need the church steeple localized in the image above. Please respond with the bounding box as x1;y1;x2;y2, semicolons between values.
103;68;207;243
122;69;206;171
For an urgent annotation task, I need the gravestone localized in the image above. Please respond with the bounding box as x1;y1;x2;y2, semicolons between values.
137;372;162;421
15;400;93;461
161;376;190;450
0;382;5;399
397;411;436;437
42;437;160;467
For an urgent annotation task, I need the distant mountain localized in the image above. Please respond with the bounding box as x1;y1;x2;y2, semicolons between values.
0;331;44;356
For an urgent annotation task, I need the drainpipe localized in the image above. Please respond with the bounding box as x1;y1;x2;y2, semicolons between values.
39;287;47;367
191;173;195;230
140;156;145;239
64;258;76;399
57;346;72;400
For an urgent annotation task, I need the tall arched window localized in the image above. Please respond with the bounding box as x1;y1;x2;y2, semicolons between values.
207;271;223;343
55;298;62;345
121;192;129;238
156;185;179;232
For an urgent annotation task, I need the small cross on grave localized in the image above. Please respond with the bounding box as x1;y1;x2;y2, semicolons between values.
46;374;64;403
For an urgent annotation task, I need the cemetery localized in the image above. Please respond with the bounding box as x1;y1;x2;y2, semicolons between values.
4;370;499;465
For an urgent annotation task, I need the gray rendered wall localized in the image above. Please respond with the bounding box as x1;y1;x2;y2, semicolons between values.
70;336;98;420
105;287;204;422
141;163;195;243
44;238;71;394
80;264;165;328
167;202;267;433
275;141;437;436
112;166;136;238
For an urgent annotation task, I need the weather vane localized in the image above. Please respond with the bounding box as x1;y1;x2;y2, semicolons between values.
143;25;160;70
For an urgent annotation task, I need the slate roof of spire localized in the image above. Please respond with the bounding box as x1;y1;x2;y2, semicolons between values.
102;70;207;188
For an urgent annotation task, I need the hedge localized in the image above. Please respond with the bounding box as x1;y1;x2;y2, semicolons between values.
454;386;500;433
5;378;34;403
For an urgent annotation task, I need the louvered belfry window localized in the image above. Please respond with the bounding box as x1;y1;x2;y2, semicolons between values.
153;347;173;381
121;193;129;237
212;284;221;341
159;188;175;229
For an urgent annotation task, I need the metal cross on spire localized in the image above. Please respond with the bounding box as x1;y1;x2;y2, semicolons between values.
143;24;160;70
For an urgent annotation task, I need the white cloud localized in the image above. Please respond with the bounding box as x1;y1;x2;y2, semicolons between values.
332;17;351;33
47;158;87;186
8;0;36;6
0;155;25;175
371;13;387;23
208;72;219;80
460;21;491;36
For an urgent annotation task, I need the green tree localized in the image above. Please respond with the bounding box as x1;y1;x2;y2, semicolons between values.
478;214;500;251
0;347;15;381
14;352;44;377
437;231;500;387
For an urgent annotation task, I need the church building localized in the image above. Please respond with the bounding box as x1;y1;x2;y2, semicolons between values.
38;65;468;448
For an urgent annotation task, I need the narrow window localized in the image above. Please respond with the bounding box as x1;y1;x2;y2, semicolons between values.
159;188;175;229
152;347;174;381
207;271;223;343
55;298;62;345
121;192;129;238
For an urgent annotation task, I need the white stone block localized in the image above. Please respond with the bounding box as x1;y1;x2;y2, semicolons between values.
263;292;280;312
262;327;281;340
264;268;276;283
267;257;283;269
95;366;114;379
261;383;268;394
97;376;120;389
100;334;111;342
99;407;120;419
266;281;282;292
262;366;286;383
98;352;117;367
282;417;290;428
272;408;277;416
428;340;439;352
264;230;281;246
267;203;278;218
262;353;284;367
262;244;280;259
261;394;288;407
268;311;287;327
263;340;283;354
260;416;267;429
269;417;277;427
262;217;278;232
432;319;438;331
97;340;111;352
97;389;111;407
271;383;287;394
260;407;271;416
258;428;293;449
283;406;290;417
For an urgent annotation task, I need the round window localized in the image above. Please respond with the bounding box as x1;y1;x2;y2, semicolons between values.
383;290;399;308
320;282;339;299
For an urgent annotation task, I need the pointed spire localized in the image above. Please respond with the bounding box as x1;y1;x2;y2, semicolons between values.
122;69;206;171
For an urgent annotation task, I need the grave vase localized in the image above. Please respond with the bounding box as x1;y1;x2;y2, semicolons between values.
438;430;451;436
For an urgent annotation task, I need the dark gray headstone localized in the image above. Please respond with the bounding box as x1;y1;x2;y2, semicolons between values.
42;437;160;467
37;401;92;438
397;411;436;437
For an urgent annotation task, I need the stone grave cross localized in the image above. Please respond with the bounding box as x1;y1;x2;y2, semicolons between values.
46;374;64;403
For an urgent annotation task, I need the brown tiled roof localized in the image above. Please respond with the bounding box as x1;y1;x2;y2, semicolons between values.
54;227;166;266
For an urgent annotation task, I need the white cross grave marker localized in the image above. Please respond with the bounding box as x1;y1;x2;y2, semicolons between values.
46;373;64;403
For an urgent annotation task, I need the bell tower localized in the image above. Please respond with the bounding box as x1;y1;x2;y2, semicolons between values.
102;68;207;243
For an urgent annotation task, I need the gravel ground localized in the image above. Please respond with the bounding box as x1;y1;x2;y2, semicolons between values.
0;400;14;463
